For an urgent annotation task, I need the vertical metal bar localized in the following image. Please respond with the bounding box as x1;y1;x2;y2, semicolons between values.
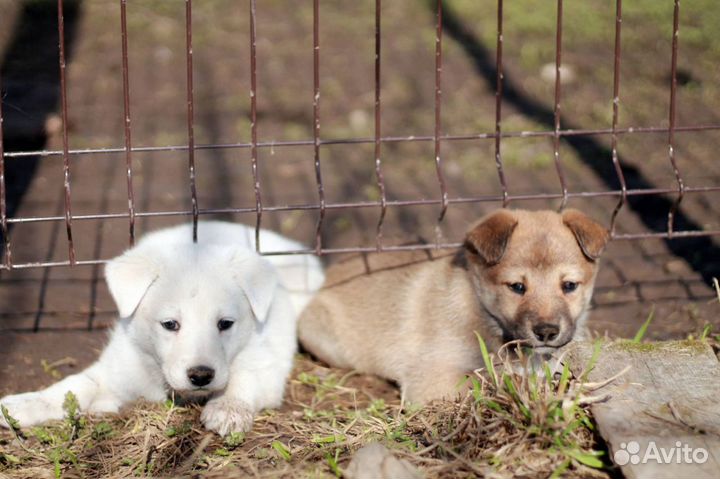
666;0;684;237
552;0;568;209
609;0;627;235
0;76;11;268
494;0;509;207
249;0;262;252
434;0;448;222
185;0;198;242
374;0;387;251
312;0;325;255
58;0;76;264
120;0;135;246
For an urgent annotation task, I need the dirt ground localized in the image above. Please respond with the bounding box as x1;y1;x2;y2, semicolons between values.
0;0;718;436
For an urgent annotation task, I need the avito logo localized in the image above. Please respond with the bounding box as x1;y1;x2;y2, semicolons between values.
614;441;708;466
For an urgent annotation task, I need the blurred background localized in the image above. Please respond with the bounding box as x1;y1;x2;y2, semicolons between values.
0;0;718;391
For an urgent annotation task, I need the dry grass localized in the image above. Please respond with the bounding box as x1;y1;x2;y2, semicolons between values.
0;338;616;479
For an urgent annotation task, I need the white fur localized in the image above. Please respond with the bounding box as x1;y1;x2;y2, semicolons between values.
0;222;324;435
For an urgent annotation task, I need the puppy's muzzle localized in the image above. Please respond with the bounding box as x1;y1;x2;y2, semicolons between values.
532;323;560;343
513;307;574;348
524;321;573;348
187;366;215;387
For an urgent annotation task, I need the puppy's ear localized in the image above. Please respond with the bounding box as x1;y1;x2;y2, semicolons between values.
562;209;610;261
232;252;280;324
105;252;160;318
465;209;518;265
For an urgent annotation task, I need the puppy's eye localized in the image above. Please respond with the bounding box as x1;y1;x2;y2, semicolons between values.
217;319;235;331
160;319;180;331
508;282;526;295
562;281;579;294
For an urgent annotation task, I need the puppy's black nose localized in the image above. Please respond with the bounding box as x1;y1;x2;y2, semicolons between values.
187;366;215;387
532;323;560;343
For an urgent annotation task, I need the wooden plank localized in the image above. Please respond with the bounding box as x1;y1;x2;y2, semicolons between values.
565;340;720;479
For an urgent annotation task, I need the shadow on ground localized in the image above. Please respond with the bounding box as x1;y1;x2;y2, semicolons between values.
1;0;82;222
0;0;83;377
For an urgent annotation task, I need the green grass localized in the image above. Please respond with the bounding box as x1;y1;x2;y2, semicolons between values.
0;351;611;478
12;336;712;478
471;334;607;477
632;306;655;343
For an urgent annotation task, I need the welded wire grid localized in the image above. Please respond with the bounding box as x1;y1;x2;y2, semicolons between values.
0;0;719;271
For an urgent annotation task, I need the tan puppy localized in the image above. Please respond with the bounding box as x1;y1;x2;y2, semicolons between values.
298;209;609;403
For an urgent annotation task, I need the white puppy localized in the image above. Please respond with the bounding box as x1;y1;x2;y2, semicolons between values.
0;221;324;435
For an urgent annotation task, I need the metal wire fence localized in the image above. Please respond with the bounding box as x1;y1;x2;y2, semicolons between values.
1;0;719;271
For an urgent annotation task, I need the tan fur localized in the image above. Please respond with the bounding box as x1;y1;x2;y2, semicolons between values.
298;209;608;404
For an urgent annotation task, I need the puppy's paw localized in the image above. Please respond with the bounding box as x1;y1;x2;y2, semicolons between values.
201;396;254;436
0;393;63;429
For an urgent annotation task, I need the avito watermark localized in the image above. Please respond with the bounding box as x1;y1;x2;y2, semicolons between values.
614;441;708;466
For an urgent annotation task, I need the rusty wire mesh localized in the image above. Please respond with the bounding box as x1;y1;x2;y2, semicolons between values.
0;0;719;272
